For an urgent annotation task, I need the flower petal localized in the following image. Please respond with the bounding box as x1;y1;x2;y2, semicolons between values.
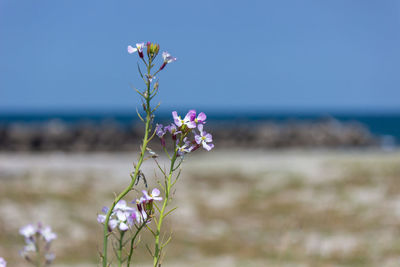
197;112;206;122
109;219;118;230
119;222;129;231
205;133;213;142
172;111;182;127
187;121;196;129
152;188;161;197
195;135;202;144
97;214;106;223
101;206;109;214
127;45;138;54
19;224;36;238
116;210;127;221
202;142;213;151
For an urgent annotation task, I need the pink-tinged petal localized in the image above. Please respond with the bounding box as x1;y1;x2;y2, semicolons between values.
187;121;196;129
127;45;137;54
197;112;206;122
119;222;129;231
195;135;202;144
139;197;147;204
153;196;163;201
109;219;118;230
97;216;105;224
172;111;182;126
127;211;137;225
205;133;213;142
142;190;151;201
202;142;213;151
152;188;160;197
185;110;196;121
197;124;204;133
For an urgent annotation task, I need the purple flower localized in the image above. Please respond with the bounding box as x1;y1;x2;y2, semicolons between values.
0;257;6;267
19;224;36;239
97;214;106;224
177;138;192;156
127;42;146;58
164;123;181;140
127;210;142;225
156;124;167;147
156;124;166;138
172;110;196;129
195;124;214;151
133;190;162;224
19;223;57;243
19;223;57;262
195;111;207;124
142;188;163;202
177;144;191;156
162;51;177;63
160;51;177;70
97;200;137;231
40;226;57;243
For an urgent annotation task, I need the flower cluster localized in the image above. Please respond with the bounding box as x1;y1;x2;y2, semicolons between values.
156;110;214;155
97;188;162;231
19;223;57;265
128;42;176;70
0;257;6;267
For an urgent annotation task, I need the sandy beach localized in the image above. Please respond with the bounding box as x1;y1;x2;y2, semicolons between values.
1;149;400;266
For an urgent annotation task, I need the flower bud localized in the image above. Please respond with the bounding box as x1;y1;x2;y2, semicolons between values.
144;200;154;216
146;42;151;57
147;43;160;59
159;62;167;70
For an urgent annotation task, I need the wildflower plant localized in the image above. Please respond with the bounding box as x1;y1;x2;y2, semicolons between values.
99;42;214;266
19;223;57;266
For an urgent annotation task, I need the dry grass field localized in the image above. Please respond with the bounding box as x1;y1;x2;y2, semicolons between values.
1;149;400;266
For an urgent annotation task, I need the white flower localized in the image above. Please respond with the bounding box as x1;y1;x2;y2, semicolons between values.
127;43;146;54
162;51;177;63
19;224;36;238
40;226;57;242
0;257;6;267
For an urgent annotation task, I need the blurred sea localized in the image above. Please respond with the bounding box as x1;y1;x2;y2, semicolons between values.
1;112;399;140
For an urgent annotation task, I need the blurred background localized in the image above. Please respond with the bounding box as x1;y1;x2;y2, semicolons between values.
1;0;400;266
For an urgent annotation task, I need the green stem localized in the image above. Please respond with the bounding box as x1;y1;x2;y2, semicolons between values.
127;222;147;267
102;58;153;267
153;148;179;266
35;237;42;267
118;231;126;267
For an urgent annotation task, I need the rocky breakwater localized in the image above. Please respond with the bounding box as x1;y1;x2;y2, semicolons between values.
0;118;377;151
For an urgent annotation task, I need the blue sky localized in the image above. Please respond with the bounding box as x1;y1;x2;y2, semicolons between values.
1;0;400;113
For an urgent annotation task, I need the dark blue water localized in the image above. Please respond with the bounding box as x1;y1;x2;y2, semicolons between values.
0;112;399;140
